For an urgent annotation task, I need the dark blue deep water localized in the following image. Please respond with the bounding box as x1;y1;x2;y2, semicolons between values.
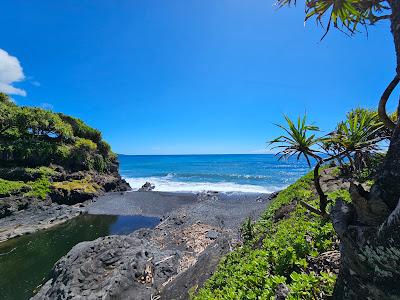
119;154;310;193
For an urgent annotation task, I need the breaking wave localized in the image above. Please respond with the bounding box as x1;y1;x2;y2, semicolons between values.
124;176;283;193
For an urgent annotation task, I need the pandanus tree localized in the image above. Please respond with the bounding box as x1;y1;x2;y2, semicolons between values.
274;1;400;297
328;108;388;173
270;115;333;217
270;111;385;218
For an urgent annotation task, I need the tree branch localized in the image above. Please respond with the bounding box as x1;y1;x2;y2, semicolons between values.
299;200;324;216
378;75;399;130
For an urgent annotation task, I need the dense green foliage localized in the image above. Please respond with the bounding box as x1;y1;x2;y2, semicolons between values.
194;172;337;299
0;178;26;197
325;109;388;174
25;176;52;200
0;176;51;200
0;93;116;172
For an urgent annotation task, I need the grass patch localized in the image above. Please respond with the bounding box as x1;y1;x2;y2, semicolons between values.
52;178;99;194
0;179;27;197
0;174;99;201
25;166;57;177
193;171;338;300
326;189;351;203
25;176;51;200
0;176;52;200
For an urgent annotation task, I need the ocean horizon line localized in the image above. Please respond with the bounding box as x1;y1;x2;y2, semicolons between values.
118;153;277;156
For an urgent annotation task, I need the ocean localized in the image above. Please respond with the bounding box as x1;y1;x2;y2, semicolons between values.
119;154;310;193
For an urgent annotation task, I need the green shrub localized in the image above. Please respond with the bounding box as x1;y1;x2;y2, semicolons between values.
0;100;116;173
97;140;112;157
327;189;351;203
355;153;385;183
0;179;27;197
240;217;254;244
52;178;99;193
194;172;337;300
25;176;51;200
25;166;57;177
58;114;102;143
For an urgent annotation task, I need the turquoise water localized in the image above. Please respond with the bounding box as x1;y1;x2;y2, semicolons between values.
0;214;159;300
119;154;310;193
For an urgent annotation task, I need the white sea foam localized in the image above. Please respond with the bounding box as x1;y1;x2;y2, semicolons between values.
124;176;282;193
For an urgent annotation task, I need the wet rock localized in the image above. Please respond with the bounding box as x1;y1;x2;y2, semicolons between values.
0;202;86;242
138;182;155;192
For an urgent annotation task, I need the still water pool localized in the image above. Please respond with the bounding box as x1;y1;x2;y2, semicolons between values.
0;214;159;300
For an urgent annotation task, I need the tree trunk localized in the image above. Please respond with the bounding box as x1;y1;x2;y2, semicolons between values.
371;1;400;211
313;160;328;216
331;192;400;299
332;2;400;298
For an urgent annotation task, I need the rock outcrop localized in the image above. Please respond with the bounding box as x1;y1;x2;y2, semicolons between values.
138;182;155;192
0;202;86;242
31;192;272;299
0;167;130;242
33;230;182;300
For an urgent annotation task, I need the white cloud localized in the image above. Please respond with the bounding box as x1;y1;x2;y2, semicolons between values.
41;102;54;110
0;49;26;96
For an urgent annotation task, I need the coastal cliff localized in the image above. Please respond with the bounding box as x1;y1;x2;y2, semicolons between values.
0;93;130;241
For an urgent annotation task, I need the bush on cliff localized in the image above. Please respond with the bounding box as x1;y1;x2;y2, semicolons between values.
0;93;116;173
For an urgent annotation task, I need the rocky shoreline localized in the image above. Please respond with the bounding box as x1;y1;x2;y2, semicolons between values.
0;167;130;243
0;202;87;243
32;191;278;299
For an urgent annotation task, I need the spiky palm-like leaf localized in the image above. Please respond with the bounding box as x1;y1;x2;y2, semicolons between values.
276;0;391;39
269;114;321;166
327;108;388;172
330;108;386;152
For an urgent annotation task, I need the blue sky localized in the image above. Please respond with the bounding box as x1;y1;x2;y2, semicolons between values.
0;0;395;154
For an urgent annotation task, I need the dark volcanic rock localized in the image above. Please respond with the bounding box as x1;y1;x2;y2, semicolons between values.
138;182;155;192
206;230;219;240
275;283;290;300
0;196;31;218
92;172;131;192
49;187;96;205
31;191;273;299
49;171;131;205
0;200;11;218
0;202;86;242
0;167;41;181
32;230;182;300
273;200;297;222
160;238;231;300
